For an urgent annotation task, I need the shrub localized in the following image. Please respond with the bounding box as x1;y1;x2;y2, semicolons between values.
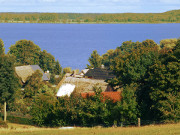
0;120;8;128
7;116;33;125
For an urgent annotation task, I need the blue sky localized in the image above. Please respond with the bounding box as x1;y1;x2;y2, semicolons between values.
0;0;179;13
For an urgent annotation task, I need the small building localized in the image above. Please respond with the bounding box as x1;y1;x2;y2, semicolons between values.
80;69;89;76
84;67;115;80
15;65;50;83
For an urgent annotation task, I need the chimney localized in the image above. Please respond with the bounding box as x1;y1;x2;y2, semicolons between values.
101;64;105;69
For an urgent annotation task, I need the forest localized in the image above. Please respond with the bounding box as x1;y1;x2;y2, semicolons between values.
0;9;180;23
0;38;179;127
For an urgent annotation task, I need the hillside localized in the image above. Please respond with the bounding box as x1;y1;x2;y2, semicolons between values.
0;9;180;23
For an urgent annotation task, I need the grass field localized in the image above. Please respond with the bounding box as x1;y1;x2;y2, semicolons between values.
0;123;180;135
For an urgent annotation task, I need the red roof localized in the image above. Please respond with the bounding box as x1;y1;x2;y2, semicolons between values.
81;92;121;102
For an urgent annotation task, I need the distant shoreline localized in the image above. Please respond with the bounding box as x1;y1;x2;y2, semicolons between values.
0;21;179;24
0;10;179;24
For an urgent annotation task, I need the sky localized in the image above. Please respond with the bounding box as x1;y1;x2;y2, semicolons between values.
0;0;180;13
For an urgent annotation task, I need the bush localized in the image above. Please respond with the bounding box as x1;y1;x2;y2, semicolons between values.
30;87;117;127
0;120;8;128
7;116;33;125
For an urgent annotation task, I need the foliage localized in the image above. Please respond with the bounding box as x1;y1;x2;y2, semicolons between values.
109;40;159;87
0;10;180;23
0;39;5;55
0;54;19;103
0;119;8;128
30;38;180;127
53;60;62;75
30;86;117;127
63;67;72;74
39;50;55;72
30;88;57;126
24;70;43;98
113;84;138;125
8;40;41;65
6;115;33;125
87;50;102;69
49;73;56;84
141;47;180;121
8;40;62;75
160;38;177;49
102;38;179;123
158;93;180;123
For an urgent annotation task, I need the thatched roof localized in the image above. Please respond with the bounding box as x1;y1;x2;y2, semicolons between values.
56;76;108;93
84;68;115;80
15;65;50;83
81;69;89;74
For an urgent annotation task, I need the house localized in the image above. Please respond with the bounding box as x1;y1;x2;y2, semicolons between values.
84;67;115;80
15;65;50;83
80;69;89;76
56;76;109;93
55;67;116;96
81;91;121;102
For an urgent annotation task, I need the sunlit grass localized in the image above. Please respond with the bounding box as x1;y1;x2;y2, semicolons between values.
0;123;179;135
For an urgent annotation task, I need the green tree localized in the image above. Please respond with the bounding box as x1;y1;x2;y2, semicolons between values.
113;84;138;125
53;60;62;75
138;42;180;121
63;67;72;74
110;40;159;87
31;88;57;126
0;39;5;55
142;60;180;121
24;70;43;98
0;55;19;122
160;38;177;49
87;50;102;69
39;50;56;72
8;40;41;65
49;73;56;84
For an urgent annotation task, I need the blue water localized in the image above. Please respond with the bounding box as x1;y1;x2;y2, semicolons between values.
0;23;180;70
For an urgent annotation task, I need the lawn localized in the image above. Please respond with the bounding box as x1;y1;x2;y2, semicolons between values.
0;123;180;135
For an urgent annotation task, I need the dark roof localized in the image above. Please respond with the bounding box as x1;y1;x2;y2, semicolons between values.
81;92;121;102
84;68;115;80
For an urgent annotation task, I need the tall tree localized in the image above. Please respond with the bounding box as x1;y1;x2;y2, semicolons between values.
87;50;102;69
160;38;177;49
113;84;138;125
24;70;43;98
137;41;180;121
8;40;41;65
109;40;159;87
39;50;56;72
0;55;19;122
0;38;5;55
53;60;62;75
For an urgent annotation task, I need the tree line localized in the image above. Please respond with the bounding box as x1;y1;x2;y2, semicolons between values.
88;38;180;123
0;39;62;123
0;10;180;23
0;37;179;127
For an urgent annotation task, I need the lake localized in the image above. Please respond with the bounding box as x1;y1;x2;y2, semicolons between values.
0;23;180;70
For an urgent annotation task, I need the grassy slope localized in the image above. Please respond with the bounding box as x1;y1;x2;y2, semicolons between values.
0;123;180;135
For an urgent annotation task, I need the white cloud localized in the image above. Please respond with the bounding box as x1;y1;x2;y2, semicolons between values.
0;0;179;13
39;0;57;2
159;0;180;4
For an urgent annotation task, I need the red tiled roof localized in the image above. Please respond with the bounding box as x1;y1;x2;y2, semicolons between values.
81;92;121;102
